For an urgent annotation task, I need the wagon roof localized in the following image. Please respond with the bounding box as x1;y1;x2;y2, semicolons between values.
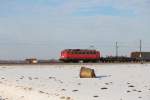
63;49;99;52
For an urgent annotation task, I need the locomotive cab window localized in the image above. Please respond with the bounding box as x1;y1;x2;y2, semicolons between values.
82;52;85;54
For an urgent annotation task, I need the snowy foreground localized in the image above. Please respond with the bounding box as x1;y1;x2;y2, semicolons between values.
0;64;150;100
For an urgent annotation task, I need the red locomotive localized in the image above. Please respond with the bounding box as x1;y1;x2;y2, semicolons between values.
60;49;100;62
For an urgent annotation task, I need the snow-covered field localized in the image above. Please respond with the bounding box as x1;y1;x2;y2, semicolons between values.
0;64;150;100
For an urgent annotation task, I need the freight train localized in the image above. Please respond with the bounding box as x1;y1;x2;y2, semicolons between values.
60;49;150;63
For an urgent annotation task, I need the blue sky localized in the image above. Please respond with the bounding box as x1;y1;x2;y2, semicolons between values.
0;0;150;59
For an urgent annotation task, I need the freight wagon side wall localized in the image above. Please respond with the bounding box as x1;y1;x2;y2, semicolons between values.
141;52;150;60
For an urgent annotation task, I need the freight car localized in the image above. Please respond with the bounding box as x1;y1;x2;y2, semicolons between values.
131;52;150;61
100;56;140;63
60;49;100;62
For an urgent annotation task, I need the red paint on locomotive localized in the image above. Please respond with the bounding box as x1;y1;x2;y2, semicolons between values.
60;49;100;62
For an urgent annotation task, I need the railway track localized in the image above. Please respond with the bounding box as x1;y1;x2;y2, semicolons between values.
0;61;149;66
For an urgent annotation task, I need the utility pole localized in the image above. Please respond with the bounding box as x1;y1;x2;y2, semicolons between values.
140;40;142;54
139;40;142;61
116;42;119;57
